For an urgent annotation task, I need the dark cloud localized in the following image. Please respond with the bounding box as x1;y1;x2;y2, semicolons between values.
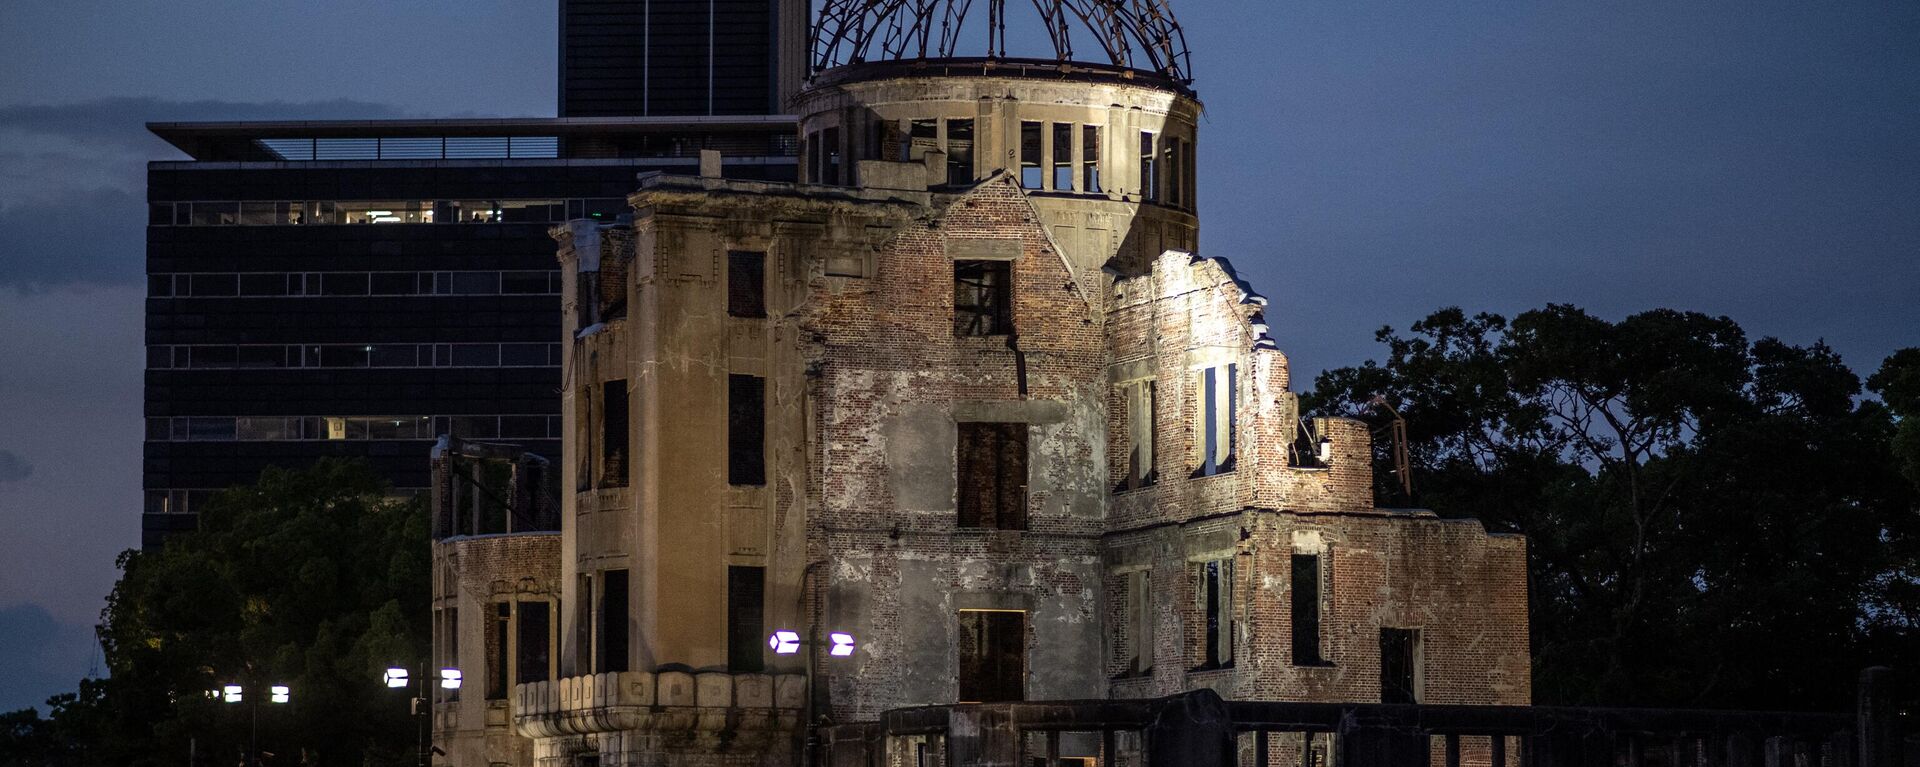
0;603;96;714
0;97;408;155
0;188;146;288
0;450;30;483
0;98;407;288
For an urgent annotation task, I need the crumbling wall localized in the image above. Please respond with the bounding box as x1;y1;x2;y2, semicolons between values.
807;176;1111;720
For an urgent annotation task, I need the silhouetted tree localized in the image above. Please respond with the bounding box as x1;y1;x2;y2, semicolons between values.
1;459;428;766
1313;306;1916;708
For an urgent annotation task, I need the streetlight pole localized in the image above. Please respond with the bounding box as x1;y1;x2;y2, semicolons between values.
769;629;856;767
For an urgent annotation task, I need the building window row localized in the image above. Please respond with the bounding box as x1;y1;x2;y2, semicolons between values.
148;198;628;227
1113;363;1239;494
1109;548;1341;679
144;414;561;443
149;270;561;298
147;342;561;370
1019;121;1104;195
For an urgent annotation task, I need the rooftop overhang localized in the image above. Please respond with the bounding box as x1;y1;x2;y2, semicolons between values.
148;115;800;160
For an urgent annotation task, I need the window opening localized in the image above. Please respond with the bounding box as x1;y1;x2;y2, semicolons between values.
728;566;766;672
953;260;1012;336
601;380;629;488
1140;131;1158;202
957;610;1025;702
1118;380;1156;491
517;600;551;683
946;118;975;186
1053;123;1074;191
1196;559;1233;670
1082;125;1102;193
957;422;1028;530
1195;364;1237;476
1291;554;1325;665
908;118;938;162
1020;122;1044;189
598;570;629;673
1125;570;1153;675
728;374;766;485
823;127;842;185
1380;628;1420;703
728;251;766;317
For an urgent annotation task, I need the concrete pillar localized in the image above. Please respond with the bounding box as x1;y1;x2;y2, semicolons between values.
1859;666;1896;767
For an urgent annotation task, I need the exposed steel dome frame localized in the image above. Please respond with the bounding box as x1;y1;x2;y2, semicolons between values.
809;0;1194;85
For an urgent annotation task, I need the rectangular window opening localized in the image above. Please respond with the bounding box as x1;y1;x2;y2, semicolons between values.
727;251;766;317
957;422;1028;530
953;259;1012;337
1196;559;1233;670
1020;121;1044;189
1291;554;1325;666
597;570;629;673
1126;570;1153;676
957;610;1025;703
727;566;766;672
601;380;629;488
1082;125;1102;193
1380;628;1420;703
1052;122;1074;191
517;600;551;684
1118;380;1156;492
1140;131;1159;202
946;118;975;187
1194;364;1237;477
728;374;766;486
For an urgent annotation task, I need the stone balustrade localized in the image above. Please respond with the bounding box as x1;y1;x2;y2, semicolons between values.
512;671;805;741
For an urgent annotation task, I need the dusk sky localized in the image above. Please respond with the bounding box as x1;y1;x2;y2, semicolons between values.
0;0;1915;713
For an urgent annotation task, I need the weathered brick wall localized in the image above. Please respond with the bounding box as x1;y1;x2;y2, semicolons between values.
433;533;563;767
804;175;1112;720
1100;251;1529;708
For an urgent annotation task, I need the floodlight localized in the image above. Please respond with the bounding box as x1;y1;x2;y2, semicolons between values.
384;668;409;688
828;632;856;657
270;685;290;704
222;685;243;703
206;689;220;700
768;630;801;655
439;669;463;690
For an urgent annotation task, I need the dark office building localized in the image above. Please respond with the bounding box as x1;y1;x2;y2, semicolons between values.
143;0;806;548
560;0;808;117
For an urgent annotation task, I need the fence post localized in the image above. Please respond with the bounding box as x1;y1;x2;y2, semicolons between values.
1858;667;1895;767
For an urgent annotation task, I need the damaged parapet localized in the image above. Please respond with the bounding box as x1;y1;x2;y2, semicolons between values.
560;220;635;331
431;436;560;538
429;437;564;767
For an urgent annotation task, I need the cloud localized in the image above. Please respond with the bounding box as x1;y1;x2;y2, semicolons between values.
0;187;146;288
0;97;408;289
0;450;29;483
0;97;408;154
0;603;97;714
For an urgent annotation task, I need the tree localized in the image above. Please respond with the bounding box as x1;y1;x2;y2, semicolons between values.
1;459;428;766
1313;306;1916;708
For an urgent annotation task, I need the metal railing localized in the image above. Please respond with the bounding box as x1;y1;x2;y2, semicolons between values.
815;669;1910;767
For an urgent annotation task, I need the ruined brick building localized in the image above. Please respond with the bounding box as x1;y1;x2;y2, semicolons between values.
428;3;1530;765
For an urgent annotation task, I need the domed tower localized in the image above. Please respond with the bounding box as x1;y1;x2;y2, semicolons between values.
792;0;1202;281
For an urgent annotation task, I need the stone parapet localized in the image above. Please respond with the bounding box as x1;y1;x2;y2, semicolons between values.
513;671;805;740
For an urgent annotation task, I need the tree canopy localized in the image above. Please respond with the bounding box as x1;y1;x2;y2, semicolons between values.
1313;305;1918;708
2;459;428;767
